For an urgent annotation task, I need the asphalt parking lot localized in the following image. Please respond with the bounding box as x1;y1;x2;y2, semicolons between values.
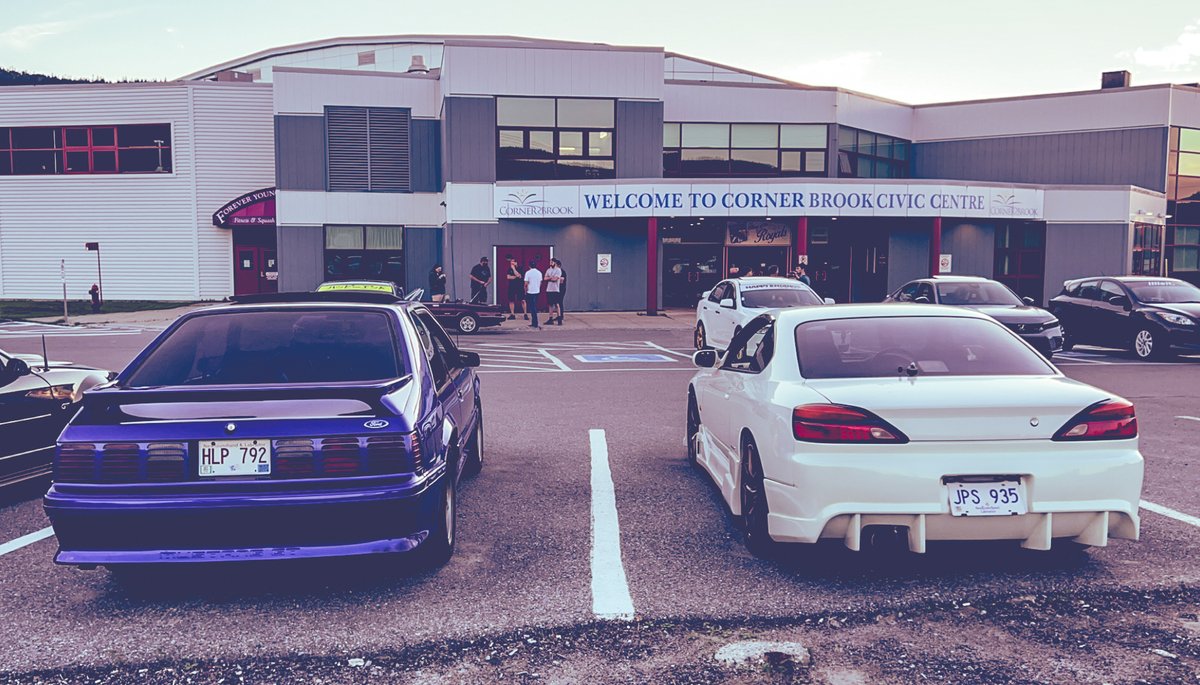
1;321;1198;684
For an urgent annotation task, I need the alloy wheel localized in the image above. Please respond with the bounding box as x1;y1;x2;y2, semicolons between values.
695;323;706;350
1134;329;1155;359
459;315;479;334
686;395;700;465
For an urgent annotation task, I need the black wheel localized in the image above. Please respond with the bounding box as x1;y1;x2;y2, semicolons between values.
686;392;700;466
1132;326;1170;360
457;314;480;334
462;402;483;477
415;470;457;568
695;322;708;350
1059;321;1075;352
740;439;780;558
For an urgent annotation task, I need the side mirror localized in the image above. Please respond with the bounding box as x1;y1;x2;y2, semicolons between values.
700;290;712;300
914;296;931;304
823;297;836;305
693;349;718;368
719;298;735;309
6;357;30;378
1112;295;1131;310
1022;296;1036;306
456;351;481;368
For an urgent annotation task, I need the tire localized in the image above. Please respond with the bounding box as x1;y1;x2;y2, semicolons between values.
414;469;457;568
740;438;781;558
686;392;700;466
457;314;480;334
694;322;708;350
1132;327;1170;361
1059;321;1075;352
462;402;483;477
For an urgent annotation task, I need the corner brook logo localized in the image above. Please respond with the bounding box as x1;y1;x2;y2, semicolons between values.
989;193;1039;218
499;191;575;218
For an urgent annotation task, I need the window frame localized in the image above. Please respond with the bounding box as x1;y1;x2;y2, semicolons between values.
0;124;172;176
495;96;616;181
720;315;775;374
664;121;829;178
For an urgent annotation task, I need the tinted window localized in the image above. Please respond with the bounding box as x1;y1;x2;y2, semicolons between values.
935;281;1022;306
916;283;935;301
1128;280;1200;303
1077;280;1104;301
794;317;1054;379
893;283;920;302
723;321;774;373
126;310;402;387
740;287;822;309
1099;281;1127;304
708;283;729;303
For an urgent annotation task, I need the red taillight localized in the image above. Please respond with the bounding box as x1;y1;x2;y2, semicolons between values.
1053;399;1137;441
792;404;908;444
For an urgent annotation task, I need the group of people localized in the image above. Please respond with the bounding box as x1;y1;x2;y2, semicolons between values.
728;262;811;286
429;255;567;329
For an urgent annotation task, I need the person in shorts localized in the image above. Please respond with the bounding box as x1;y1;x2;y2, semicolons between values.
505;254;526;320
544;258;563;325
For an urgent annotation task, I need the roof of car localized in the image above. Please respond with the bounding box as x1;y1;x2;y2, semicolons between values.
775;302;993;324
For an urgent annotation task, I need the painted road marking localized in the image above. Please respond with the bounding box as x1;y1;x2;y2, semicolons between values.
0;527;54;558
575;354;675;363
589;429;635;621
1178;416;1200;423
478;367;694;374
644;341;693;359
538;348;571;371
1141;500;1200;528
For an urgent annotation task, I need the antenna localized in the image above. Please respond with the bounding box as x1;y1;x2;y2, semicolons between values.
41;334;49;372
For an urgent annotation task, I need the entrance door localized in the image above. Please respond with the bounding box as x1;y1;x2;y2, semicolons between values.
496;245;552;311
663;244;722;307
805;224;889;303
849;229;889;302
233;246;279;295
727;246;789;279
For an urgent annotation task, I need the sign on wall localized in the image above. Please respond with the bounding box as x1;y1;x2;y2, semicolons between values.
597;253;612;273
494;183;1045;221
726;222;791;247
213;187;277;228
939;254;953;273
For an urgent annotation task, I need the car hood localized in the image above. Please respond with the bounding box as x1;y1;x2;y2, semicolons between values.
1148;302;1200;318
959;304;1055;324
803;375;1114;441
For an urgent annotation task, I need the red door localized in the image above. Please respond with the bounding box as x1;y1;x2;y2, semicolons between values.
497;245;552;311
233;246;279;295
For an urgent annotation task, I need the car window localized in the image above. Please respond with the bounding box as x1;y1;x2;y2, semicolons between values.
411;312;453;388
740;287;822;309
1099;281;1126;304
1077;280;1103;301
1127;280;1200;304
794;316;1054;379
936;281;1022;306
707;283;728;303
722;318;774;373
916;283;935;301
894;283;921;302
126;310;403;387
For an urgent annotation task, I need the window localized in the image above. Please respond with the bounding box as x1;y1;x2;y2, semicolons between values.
326;106;411;192
1132;223;1164;276
893;282;921;302
835;126;909;178
1099;281;1127;305
324;225;405;286
496;97;615;180
664;122;828;178
994;223;1045;302
935;281;1022;306
722;318;774;373
0;124;172;176
410;313;450;388
1168;128;1200;282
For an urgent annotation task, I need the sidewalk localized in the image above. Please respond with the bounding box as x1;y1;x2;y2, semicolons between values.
28;303;216;327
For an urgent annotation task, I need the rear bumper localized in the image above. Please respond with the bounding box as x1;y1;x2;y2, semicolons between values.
763;441;1143;551
44;473;443;565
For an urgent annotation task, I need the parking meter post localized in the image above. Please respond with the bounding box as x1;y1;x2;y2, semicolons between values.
60;259;69;325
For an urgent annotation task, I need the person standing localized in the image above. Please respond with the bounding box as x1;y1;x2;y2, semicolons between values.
796;264;812;287
554;258;567;325
429;264;447;302
469;256;492;304
544;258;563;326
505;254;526;320
524;258;543;329
767;264;781;277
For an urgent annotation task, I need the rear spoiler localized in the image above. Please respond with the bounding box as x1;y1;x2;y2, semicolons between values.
81;375;413;414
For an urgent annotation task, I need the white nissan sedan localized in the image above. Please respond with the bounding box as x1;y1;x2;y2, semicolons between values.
695;277;828;351
686;304;1143;557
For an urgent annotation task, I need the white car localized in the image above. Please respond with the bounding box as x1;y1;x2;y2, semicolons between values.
695;277;828;351
686;304;1143;557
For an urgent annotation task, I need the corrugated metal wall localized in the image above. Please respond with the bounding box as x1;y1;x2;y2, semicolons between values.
276;225;324;292
403;226;443;295
275;115;326;190
887;227;931;293
442;97;496;183
941;222;996;278
615;100;664;179
913;127;1169;193
1043;222;1131;306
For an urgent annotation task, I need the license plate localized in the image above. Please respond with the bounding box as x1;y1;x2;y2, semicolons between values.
947;480;1026;516
199;439;271;477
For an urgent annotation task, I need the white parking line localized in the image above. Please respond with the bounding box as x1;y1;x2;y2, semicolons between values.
0;527;54;557
1141;500;1200;528
644;341;693;359
1177;416;1200;423
589;429;635;621
537;348;571;371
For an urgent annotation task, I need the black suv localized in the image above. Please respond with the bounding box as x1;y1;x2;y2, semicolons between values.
1049;277;1200;360
885;276;1063;356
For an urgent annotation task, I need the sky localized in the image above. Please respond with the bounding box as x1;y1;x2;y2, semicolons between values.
1;0;1199;103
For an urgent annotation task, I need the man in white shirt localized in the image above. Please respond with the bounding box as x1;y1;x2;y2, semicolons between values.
544;259;563;326
524;259;544;329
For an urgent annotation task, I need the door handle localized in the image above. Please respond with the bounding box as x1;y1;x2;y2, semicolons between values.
457;388;465;398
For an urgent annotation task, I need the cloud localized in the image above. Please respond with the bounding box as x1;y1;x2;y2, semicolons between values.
1123;20;1200;71
783;50;883;87
0;21;70;50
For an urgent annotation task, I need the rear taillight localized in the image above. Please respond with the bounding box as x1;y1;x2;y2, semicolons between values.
1053;399;1137;441
55;443;97;482
792;404;908;444
320;437;361;475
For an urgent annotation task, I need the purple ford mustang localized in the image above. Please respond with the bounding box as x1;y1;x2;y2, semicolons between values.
43;291;482;569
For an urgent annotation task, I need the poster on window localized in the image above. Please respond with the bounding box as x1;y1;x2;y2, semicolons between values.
725;222;792;247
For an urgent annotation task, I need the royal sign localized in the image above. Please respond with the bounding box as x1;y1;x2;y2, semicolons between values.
213;187;277;228
495;183;1044;220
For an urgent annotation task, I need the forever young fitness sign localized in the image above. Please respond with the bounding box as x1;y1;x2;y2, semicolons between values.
494;183;1044;220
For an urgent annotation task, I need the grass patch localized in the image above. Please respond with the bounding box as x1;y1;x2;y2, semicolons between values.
0;300;198;321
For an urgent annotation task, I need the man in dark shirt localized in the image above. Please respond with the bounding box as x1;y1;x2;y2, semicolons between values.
469;257;492;304
429;264;447;302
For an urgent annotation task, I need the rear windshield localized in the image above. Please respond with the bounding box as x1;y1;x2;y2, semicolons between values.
1128;281;1200;304
794;316;1053;379
935;281;1021;306
740;287;823;309
126;310;403;387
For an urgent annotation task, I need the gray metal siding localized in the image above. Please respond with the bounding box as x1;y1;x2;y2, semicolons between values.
366;108;412;192
615;100;664;179
411;119;442;192
887;227;931;292
442;97;497;183
444;220;647;310
913;127;1169;192
325;106;370;191
403;226;443;295
1043;222;1132;306
275;115;326;191
942;222;996;278
277;225;325;292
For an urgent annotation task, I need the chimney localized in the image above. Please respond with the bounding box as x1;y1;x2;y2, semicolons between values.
1101;70;1131;89
407;55;430;74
